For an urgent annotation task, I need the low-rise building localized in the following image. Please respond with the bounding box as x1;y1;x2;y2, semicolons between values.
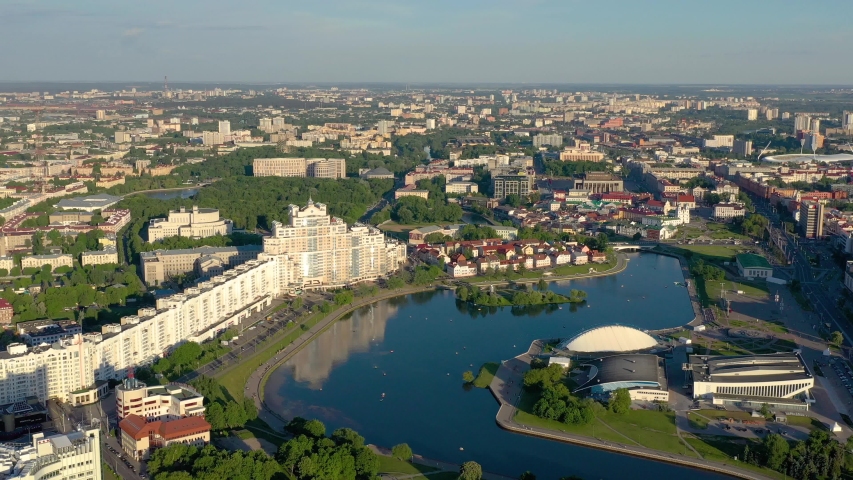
689;353;814;411
713;203;746;220
55;193;121;212
394;185;430;200
20;254;73;271
139;245;263;285
119;413;210;461
81;246;118;266
736;254;773;279
115;376;205;421
445;182;479;194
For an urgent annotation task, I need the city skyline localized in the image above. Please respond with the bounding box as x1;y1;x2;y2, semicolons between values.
2;0;853;84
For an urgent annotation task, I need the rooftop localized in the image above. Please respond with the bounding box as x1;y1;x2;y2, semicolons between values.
560;325;658;353
736;253;772;270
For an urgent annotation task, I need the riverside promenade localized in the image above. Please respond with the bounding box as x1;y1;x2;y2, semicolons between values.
488;341;775;480
245;253;632;431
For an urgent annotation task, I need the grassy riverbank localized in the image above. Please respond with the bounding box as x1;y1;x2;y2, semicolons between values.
218;310;326;400
514;389;788;480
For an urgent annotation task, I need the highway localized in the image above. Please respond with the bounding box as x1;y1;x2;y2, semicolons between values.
758;199;852;355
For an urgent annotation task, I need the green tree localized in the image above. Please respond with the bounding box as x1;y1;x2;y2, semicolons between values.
386;276;405;289
243;397;258;422
291;297;304;310
276;435;314;473
459;461;483;480
609;388;632;414
463;371;475;383
761;433;789;471
456;286;469;301
391;443;413;461
224;400;247;428
831;330;844;346
331;428;365;448
334;290;354;306
205;402;226;430
519;472;537;480
303;419;326;438
537;279;547;291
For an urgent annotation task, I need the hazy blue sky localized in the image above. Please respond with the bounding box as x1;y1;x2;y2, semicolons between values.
2;0;851;84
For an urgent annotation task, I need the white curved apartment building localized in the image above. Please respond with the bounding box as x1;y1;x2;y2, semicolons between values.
0;202;407;406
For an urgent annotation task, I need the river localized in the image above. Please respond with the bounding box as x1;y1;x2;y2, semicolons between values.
142;188;199;200
264;253;728;480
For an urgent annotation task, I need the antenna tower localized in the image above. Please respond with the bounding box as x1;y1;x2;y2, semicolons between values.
34;109;44;163
164;75;168;92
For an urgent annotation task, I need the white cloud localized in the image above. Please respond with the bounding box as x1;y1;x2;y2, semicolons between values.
123;27;145;37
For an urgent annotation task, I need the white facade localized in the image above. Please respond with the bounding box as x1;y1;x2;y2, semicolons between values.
5;428;101;480
263;201;407;288
0;203;407;405
147;206;232;242
0;341;94;405
560;325;657;353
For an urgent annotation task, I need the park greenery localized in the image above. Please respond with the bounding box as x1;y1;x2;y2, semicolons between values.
390;178;464;224
25;229;107;257
741;430;850;479
540;159;610;177
1;263;144;324
278;418;380;480
147;443;281;480
456;284;586;307
523;364;596;425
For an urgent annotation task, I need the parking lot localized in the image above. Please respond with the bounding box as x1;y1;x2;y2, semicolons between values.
824;357;853;409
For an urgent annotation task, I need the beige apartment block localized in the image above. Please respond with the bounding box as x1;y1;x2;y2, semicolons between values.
253;157;346;179
140;245;262;285
81;247;119;266
21;254;73;270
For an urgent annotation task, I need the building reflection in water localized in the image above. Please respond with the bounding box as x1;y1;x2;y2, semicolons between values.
281;300;400;389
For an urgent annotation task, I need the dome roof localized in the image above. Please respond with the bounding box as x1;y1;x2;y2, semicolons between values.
561;325;657;353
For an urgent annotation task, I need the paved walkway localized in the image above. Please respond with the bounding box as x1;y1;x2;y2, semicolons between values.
369;445;515;480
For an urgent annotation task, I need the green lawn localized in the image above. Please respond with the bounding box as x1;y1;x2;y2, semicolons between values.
472;362;499;388
687;412;710;429
218;311;326;400
102;463;121;480
670;244;745;260
552;258;616;276
683;435;788;480
514;390;685;453
377;456;439;475
705;280;769;300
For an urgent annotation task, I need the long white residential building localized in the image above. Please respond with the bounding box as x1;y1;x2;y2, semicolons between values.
0;201;407;406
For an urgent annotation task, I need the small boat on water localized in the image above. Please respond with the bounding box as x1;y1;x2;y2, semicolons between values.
381;393;386;398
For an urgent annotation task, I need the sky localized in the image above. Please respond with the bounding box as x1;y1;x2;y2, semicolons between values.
2;0;852;85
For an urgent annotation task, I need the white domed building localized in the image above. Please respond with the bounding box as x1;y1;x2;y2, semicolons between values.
559;325;659;354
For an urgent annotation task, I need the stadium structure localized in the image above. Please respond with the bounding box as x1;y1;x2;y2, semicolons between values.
553;325;670;402
688;353;814;411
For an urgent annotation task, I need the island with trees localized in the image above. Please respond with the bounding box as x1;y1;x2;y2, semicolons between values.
455;280;587;307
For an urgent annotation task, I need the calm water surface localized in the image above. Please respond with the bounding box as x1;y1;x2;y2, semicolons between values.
265;253;728;480
143;188;198;200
